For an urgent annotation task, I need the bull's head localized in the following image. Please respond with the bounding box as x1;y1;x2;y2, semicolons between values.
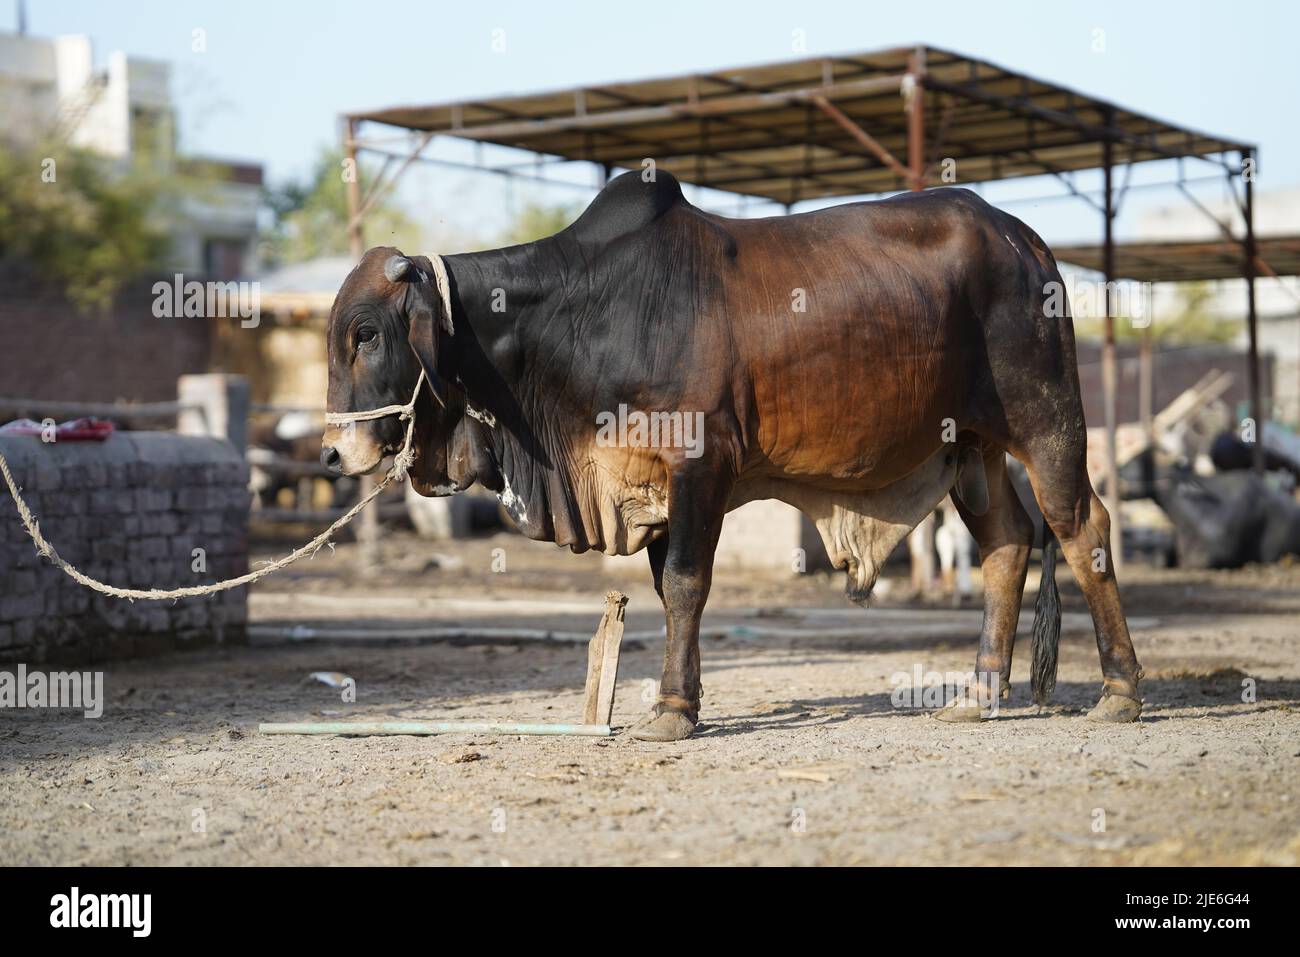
321;245;471;496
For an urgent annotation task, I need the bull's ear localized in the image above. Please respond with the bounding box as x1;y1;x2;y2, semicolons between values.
406;289;449;408
394;254;453;408
407;255;454;336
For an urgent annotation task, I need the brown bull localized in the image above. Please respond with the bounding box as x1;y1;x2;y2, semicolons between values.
321;171;1142;741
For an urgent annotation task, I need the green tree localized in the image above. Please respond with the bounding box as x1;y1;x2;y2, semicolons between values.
1073;281;1239;344
0;139;173;311
262;147;424;265
497;200;578;246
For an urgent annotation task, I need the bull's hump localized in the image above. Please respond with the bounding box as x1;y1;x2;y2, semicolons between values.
567;170;687;244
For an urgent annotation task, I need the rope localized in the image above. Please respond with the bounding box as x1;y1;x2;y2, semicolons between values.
0;370;426;602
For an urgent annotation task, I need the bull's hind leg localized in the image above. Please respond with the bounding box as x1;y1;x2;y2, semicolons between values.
1022;450;1143;722
934;450;1034;722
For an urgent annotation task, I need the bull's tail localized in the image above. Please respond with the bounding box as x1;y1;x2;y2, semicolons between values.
1030;524;1061;706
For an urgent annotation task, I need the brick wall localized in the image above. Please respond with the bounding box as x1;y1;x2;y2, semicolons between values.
0;272;212;404
1075;342;1273;427
0;432;249;663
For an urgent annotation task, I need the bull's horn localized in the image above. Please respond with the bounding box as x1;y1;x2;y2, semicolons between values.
384;255;411;283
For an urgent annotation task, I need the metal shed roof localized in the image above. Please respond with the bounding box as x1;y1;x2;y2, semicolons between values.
347;44;1253;205
1055;236;1300;283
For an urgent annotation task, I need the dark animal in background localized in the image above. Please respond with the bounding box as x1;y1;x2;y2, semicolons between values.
1157;467;1300;568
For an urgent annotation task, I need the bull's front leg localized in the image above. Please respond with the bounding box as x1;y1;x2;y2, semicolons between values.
630;470;730;742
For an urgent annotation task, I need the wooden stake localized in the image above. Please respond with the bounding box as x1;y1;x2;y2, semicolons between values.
583;591;628;726
261;593;630;741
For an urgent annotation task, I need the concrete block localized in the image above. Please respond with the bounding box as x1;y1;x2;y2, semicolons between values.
713;500;827;574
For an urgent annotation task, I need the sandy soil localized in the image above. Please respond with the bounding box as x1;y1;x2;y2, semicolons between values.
2;530;1298;866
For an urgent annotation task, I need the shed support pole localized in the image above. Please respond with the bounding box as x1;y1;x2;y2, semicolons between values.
1101;126;1122;574
1139;316;1154;494
901;48;934;595
1243;150;1264;471
344;117;380;577
906;47;926;191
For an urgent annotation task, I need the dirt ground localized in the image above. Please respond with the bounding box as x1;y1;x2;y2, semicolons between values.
2;528;1298;866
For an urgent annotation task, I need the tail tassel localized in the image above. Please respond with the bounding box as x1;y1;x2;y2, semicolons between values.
1030;525;1061;706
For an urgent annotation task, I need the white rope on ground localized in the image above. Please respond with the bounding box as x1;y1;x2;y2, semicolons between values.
0;369;426;602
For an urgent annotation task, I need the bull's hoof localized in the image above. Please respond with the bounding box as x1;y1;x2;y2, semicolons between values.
629;710;696;742
1087;693;1142;723
933;696;987;723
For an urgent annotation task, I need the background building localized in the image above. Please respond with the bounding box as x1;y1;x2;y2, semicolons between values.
0;27;262;280
1137;188;1300;425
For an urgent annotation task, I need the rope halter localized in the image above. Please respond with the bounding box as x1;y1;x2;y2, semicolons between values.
324;368;427;480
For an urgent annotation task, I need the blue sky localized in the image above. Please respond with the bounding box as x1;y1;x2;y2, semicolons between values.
8;0;1298;246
